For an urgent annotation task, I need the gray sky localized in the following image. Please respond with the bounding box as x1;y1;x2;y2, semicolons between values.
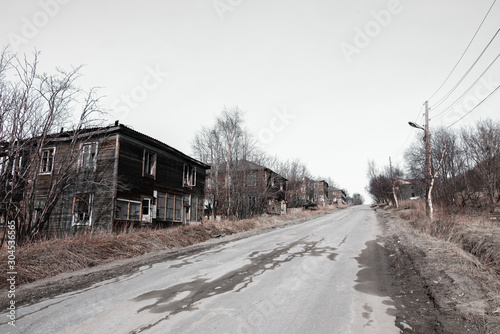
2;0;500;201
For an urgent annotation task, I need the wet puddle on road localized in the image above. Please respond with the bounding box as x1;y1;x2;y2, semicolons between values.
131;237;338;322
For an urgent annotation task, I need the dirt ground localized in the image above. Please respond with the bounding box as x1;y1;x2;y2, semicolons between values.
377;208;500;333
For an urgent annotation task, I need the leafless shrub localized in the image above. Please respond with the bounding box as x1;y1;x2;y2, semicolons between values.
396;200;500;275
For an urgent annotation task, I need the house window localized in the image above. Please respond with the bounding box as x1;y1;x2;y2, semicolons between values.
166;194;175;220
72;193;93;226
115;199;141;220
174;196;182;222
81;142;98;170
248;196;256;209
198;198;204;222
0;154;23;184
247;174;256;187
157;192;166;220
183;164;196;187
143;150;156;177
40;148;55;174
0;156;7;176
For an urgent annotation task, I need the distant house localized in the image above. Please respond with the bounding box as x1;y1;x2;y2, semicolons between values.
329;187;347;205
2;122;209;235
313;180;329;207
297;177;315;205
206;159;287;218
397;179;425;200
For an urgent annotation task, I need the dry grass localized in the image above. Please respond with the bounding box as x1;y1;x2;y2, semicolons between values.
0;206;336;289
393;199;500;275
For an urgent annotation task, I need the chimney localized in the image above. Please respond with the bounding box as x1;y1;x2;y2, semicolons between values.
60;127;64;133
115;120;119;126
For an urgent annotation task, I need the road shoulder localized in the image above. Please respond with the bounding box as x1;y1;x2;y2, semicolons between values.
377;208;500;333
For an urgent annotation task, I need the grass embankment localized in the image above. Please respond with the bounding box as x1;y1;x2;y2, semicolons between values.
388;200;500;275
0;206;339;289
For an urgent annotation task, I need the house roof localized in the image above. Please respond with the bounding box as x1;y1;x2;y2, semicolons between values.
208;159;287;181
41;122;210;169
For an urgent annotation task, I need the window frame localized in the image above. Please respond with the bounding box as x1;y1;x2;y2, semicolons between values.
39;147;56;174
183;164;196;187
143;150;157;178
247;174;257;187
80;141;98;171
115;199;142;221
72;193;93;227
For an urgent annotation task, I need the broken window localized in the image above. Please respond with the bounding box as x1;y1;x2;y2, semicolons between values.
0;154;23;185
81;142;98;170
247;174;256;187
0;155;7;177
40;147;55;174
248;196;256;209
143;150;156;177
183;164;196;187
32;197;46;226
72;193;93;226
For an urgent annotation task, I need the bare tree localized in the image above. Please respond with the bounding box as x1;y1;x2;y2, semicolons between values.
0;49;104;246
366;159;402;206
461;119;500;207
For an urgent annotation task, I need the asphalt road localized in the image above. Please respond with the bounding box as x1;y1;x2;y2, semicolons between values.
1;206;400;334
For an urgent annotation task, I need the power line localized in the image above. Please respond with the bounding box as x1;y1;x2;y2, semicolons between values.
432;50;500;120
427;0;497;102
446;82;500;128
431;28;500;110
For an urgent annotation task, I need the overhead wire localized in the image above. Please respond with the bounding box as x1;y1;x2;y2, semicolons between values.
446;82;500;128
427;0;497;103
430;28;500;111
432;50;500;121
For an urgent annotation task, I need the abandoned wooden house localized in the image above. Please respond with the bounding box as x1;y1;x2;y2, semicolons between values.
328;187;347;205
313;180;329;207
295;177;315;206
2;122;209;235
397;179;425;201
205;159;287;218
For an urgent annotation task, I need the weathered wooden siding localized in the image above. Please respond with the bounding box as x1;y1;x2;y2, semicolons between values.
115;134;206;226
46;135;117;235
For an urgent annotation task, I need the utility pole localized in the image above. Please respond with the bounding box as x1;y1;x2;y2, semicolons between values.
424;101;433;221
408;101;434;221
389;156;398;208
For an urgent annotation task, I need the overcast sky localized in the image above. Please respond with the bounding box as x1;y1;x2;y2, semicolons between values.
2;0;500;202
